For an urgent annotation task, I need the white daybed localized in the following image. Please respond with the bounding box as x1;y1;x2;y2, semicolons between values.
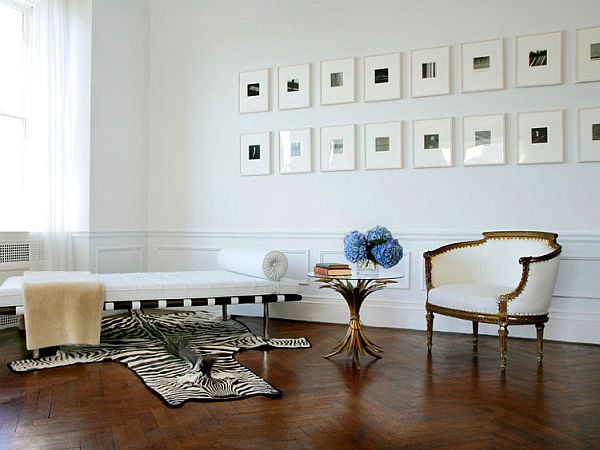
0;248;301;339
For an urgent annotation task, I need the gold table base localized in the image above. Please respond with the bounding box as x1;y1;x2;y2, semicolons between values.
317;277;396;367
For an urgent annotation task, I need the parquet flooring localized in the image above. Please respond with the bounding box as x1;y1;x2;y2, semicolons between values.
0;316;598;449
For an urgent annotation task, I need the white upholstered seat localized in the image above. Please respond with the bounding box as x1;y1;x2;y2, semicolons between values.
424;231;562;370
428;283;512;315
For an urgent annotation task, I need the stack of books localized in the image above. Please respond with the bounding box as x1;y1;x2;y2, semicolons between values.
314;263;351;277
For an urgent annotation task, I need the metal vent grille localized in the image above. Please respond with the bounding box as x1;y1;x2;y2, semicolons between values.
0;315;19;329
0;243;30;264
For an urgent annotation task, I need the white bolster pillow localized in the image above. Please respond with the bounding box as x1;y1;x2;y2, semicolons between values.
218;248;288;281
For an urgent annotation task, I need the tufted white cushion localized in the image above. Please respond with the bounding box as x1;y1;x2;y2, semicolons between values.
218;248;288;281
0;270;300;306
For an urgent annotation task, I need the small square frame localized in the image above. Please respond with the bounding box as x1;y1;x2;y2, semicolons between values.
279;128;312;174
365;121;402;170
517;110;563;164
411;46;450;97
278;63;310;110
576;26;600;83
516;31;562;88
412;118;453;168
461;38;504;93
240;132;271;175
321;57;355;105
320;125;356;171
578;107;600;162
239;69;269;113
364;53;402;102
463;114;505;166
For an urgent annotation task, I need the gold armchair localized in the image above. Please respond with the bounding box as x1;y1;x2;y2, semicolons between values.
424;231;562;370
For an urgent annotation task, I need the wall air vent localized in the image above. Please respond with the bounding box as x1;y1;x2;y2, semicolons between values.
0;243;30;264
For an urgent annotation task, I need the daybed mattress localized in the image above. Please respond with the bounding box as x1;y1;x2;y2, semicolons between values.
0;270;300;308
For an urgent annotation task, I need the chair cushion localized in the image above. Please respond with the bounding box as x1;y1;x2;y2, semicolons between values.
428;283;513;315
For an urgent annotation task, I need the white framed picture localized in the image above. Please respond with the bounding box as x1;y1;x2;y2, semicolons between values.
412;118;453;168
461;38;504;92
279;128;312;174
364;53;401;102
577;26;600;83
320;125;356;171
463;114;505;166
411;46;450;97
516;31;562;87
239;69;269;113
365;121;402;170
321;57;355;105
240;132;271;175
578;107;600;162
517;110;563;165
278;63;310;110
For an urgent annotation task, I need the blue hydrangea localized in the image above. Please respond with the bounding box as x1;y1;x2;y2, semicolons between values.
366;225;393;244
371;239;403;269
343;230;368;263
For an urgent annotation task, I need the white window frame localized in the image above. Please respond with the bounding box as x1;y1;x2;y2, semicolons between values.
0;0;32;232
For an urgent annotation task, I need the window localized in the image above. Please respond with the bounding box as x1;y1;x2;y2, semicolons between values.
0;0;30;231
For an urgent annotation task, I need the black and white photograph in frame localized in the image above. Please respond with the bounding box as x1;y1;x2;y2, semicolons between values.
463;114;505;166
412;118;453;168
516;32;562;87
461;38;504;92
578;107;600;162
278;63;310;110
279;128;312;174
239;69;269;113
240;132;271;175
517;110;563;164
321;57;355;105
364;53;401;102
576;26;600;83
320;125;356;171
411;46;450;97
365;121;402;170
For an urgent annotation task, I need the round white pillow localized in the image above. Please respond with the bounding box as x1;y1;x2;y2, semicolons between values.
217;248;288;281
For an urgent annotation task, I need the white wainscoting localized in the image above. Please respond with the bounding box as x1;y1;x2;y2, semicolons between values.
4;229;594;344
143;230;600;344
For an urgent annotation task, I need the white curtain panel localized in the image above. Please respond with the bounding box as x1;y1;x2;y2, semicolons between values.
26;0;73;270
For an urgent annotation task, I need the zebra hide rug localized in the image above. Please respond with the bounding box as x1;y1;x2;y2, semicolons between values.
9;310;310;407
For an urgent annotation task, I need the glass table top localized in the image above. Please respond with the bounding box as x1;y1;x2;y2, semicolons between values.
307;272;405;281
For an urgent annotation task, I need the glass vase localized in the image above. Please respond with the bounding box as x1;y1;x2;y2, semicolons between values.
356;259;379;276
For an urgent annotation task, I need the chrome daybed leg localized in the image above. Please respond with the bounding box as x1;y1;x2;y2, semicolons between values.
222;304;229;320
32;349;40;359
263;302;270;340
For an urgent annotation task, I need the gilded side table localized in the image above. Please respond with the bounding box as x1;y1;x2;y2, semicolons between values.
308;272;404;367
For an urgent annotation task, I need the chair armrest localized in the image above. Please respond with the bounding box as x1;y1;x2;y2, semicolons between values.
424;238;485;291
497;247;562;319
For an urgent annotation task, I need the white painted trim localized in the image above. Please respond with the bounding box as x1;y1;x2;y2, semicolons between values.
95;246;145;273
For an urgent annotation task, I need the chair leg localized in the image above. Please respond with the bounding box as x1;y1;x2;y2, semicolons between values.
472;321;479;350
536;323;545;363
263;303;270;340
426;310;434;352
222;304;229;321
498;324;509;370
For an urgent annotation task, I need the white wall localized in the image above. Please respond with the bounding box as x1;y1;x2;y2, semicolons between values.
68;0;92;233
141;0;600;344
147;0;600;233
90;0;149;232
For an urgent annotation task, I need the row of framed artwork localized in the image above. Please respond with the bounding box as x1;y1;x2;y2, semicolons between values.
239;26;600;113
239;107;600;176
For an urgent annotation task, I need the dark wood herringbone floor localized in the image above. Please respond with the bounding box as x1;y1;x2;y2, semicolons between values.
0;316;598;449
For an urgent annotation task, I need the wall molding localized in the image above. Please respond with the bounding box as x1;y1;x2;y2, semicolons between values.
95;246;145;273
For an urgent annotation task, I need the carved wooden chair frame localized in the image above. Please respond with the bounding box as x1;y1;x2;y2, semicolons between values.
424;231;562;370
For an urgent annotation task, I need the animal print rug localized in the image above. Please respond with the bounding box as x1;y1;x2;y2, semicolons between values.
10;310;310;407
